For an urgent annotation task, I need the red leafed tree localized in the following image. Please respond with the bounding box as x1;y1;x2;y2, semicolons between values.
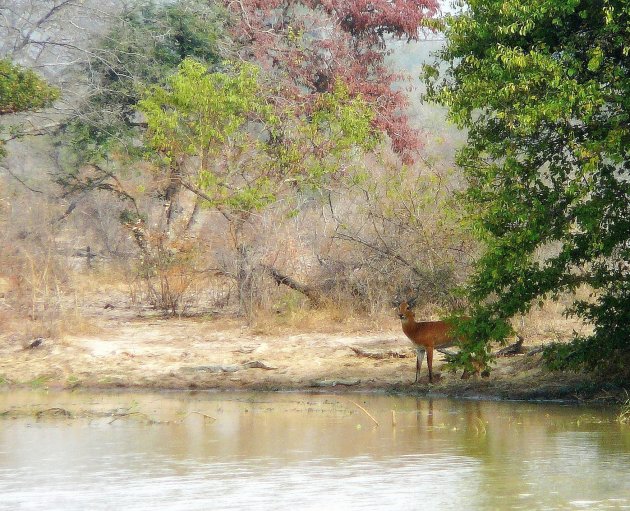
222;0;439;164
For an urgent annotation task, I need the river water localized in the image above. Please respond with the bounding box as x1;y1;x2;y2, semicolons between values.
1;390;629;510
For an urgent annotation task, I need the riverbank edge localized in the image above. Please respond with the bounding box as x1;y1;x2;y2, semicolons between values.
1;372;627;405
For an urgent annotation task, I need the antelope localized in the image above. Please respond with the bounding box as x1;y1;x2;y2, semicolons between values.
398;301;460;383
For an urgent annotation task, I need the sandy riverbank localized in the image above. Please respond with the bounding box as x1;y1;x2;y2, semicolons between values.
0;304;621;403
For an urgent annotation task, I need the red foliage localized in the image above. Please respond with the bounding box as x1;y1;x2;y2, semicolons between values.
222;0;438;164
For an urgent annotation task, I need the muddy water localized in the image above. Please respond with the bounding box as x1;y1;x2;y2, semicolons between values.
1;391;629;511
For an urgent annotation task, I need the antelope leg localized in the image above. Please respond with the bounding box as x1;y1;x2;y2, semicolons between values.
415;348;426;383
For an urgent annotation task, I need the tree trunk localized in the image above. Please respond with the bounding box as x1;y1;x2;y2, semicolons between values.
236;244;254;315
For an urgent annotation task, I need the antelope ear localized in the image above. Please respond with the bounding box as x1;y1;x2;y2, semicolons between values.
407;297;418;309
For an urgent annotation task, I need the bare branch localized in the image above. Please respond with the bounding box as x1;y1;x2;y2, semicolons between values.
13;0;78;53
333;231;421;277
0;165;44;193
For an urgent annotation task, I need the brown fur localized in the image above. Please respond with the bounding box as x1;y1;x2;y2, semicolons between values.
398;301;458;383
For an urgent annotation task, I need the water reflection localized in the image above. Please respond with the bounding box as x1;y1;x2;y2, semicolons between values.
0;391;629;510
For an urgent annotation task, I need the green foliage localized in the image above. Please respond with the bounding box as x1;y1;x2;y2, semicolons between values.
266;80;379;189
302;81;379;183
59;0;224;167
308;81;378;155
545;281;630;378
103;0;224;110
138;58;275;212
139;61;378;213
57;0;378;213
0;59;58;115
139;59;268;158
0;59;58;156
425;0;630;375
447;308;514;374
54;0;227;232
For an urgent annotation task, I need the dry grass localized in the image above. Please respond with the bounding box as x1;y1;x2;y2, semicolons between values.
0;265;109;342
618;394;630;424
250;301;399;335
57;310;103;337
0;311;102;344
514;291;594;346
69;266;131;295
2;254;589;348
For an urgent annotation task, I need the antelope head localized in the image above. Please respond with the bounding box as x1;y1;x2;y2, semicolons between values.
398;300;415;320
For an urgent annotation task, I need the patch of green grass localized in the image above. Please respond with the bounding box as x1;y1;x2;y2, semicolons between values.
27;375;52;389
65;375;82;389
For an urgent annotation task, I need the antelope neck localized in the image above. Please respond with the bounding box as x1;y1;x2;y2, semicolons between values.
401;311;415;324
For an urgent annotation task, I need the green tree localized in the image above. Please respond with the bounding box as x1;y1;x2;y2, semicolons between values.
59;0;225;169
50;1;227;314
425;0;630;376
0;59;58;156
138;58;378;310
55;0;380;314
139;58;377;210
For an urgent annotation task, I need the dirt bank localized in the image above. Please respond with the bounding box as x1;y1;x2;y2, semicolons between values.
0;298;622;403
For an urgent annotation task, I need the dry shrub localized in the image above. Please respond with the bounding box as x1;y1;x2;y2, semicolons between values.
58;309;103;336
0;229;67;328
1;255;116;340
235;158;474;318
0;177;104;339
70;264;131;295
131;230;211;315
186;156;474;322
323;160;473;312
0;311;101;342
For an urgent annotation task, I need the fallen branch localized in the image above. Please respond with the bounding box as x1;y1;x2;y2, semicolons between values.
350;346;411;359
108;411;153;424
35;407;73;418
260;264;322;305
181;365;241;373
182;361;277;373
243;360;278;370
177;411;217;423
1;166;44;194
344;399;379;427
496;335;525;357
310;378;361;387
